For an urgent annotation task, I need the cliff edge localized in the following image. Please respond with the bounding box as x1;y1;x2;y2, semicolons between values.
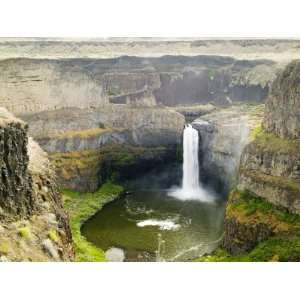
201;61;300;261
0;108;74;261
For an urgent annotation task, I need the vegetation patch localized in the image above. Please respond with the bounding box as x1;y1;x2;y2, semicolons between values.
196;234;300;262
227;189;300;232
0;242;9;255
63;183;124;262
48;127;116;140
51;144;171;188
196;189;300;262
17;227;31;240
250;124;262;141
253;131;300;155
48;229;59;243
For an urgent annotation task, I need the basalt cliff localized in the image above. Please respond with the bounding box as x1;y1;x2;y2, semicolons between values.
0;108;74;261
202;61;300;261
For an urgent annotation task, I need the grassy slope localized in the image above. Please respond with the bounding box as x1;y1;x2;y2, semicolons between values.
63;183;124;262
196;190;300;262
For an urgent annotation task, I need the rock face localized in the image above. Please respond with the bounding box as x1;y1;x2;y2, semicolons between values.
0;108;74;261
21;106;185;191
192;105;264;193
238;136;300;214
239;61;300;214
222;189;300;257
0;56;274;115
51;145;177;192
263;60;300;139
18;104;184;193
223;215;273;255
0;110;34;218
222;61;300;257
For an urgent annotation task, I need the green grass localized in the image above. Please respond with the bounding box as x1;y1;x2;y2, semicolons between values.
196;234;300;262
196;189;300;262
63;182;124;262
253;131;300;154
246;235;300;261
250;124;263;141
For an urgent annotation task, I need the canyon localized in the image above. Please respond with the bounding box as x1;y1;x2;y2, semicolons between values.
0;38;299;261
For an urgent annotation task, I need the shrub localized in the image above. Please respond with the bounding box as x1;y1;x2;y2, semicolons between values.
18;227;31;240
48;229;59;243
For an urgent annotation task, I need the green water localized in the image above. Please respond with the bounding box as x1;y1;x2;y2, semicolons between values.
81;189;226;261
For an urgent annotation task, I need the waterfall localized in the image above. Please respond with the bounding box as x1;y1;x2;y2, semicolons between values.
182;124;200;193
169;124;214;202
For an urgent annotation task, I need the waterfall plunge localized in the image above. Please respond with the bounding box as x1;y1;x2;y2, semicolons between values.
169;124;214;202
182;124;200;192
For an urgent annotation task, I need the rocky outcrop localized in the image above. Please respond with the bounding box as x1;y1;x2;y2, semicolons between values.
22;106;185;147
192;105;264;193
238;61;300;214
223;217;273;255
238;135;300;214
222;189;300;257
171;104;216;120
0;110;34;218
221;61;300;258
51;145;177;192
37;128;132;153
0;108;74;261
263;60;300;139
19;106;184;191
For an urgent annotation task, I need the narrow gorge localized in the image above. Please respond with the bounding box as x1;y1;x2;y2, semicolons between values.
0;38;299;261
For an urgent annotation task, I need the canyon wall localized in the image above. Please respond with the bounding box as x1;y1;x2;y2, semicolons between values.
238;60;300;214
222;61;300;258
192;105;264;194
0;108;74;261
0;56;275;115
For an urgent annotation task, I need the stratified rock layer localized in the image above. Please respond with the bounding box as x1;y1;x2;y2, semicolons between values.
238;61;300;214
222;61;300;257
263;60;300;139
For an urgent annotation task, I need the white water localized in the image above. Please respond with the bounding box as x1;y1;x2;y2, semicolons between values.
137;219;180;231
169;124;214;201
183;124;200;192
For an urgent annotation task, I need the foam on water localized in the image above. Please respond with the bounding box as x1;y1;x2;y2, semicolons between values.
136;219;181;231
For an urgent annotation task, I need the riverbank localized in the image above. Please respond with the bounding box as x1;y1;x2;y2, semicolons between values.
62;183;124;262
